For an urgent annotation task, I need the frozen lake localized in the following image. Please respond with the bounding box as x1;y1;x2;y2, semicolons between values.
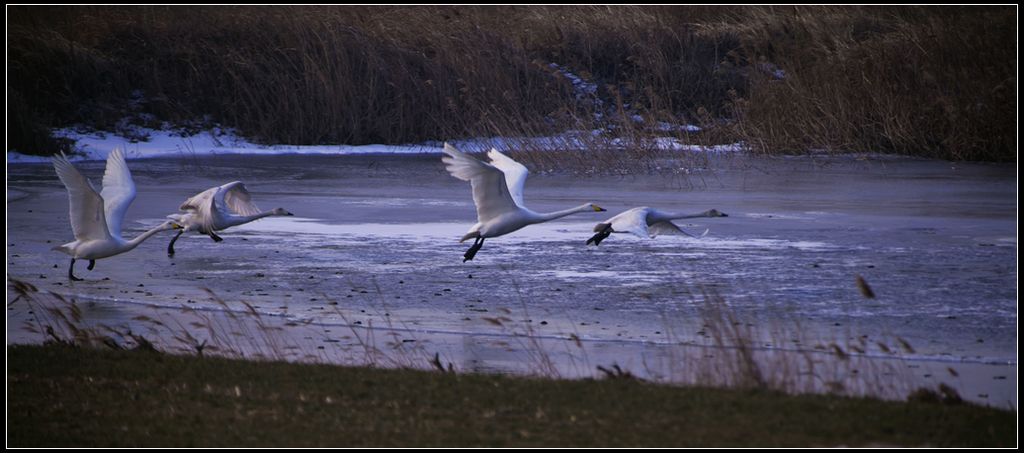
6;152;1017;406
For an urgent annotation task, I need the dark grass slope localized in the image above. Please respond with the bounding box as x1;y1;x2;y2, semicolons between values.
7;344;1016;447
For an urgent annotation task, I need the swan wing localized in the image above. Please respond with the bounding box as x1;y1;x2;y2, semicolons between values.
649;221;709;238
175;185;220;232
52;153;111;241
442;143;519;222
220;181;262;216
99;149;137;239
609;207;650;238
179;186;217;212
486;148;529;208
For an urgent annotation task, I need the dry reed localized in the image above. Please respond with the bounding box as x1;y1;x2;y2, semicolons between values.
8;6;1013;163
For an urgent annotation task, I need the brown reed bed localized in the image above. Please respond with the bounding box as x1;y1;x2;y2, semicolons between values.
7;6;1015;163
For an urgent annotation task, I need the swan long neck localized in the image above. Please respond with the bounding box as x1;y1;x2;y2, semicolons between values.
226;210;281;228
124;222;175;250
656;210;715;222
534;204;595;223
242;210;282;223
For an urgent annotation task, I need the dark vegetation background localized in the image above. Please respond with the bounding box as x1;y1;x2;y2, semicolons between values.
7;5;1016;161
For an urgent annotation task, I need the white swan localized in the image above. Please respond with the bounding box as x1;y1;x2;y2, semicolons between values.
51;149;177;280
165;181;293;256
441;142;606;261
586;207;728;246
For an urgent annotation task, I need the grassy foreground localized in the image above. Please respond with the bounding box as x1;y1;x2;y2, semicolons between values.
6;344;1016;447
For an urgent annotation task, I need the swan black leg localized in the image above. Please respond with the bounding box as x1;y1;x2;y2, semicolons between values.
68;258;84;281
209;231;223;242
167;230;184;257
463;237;484;262
87;260;96;270
586;225;613;246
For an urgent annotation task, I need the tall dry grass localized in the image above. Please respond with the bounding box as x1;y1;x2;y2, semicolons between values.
7;6;1015;161
12;276;457;373
653;287;923;401
716;6;1016;161
10;277;954;404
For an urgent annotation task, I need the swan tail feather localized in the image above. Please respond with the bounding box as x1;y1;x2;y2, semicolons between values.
51;243;74;255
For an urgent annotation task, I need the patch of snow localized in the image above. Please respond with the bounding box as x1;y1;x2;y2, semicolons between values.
6;125;747;164
757;62;787;80
8;128;442;163
652;137;747;153
548;62;600;101
655;122;702;133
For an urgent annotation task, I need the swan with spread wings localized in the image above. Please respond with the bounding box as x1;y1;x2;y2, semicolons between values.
165;181;292;256
52;149;177;280
586;207;728;246
441;143;605;262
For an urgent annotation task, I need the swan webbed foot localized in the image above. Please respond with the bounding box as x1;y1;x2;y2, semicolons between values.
463;237;484;262
68;258;84;281
87;260;96;271
209;232;223;242
586;226;613;246
168;230;184;257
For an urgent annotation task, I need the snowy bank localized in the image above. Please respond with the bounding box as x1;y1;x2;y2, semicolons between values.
6;127;745;163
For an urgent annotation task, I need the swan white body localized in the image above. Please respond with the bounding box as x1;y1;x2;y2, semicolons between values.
441;143;605;261
587;207;728;246
165;181;292;256
51;149;176;280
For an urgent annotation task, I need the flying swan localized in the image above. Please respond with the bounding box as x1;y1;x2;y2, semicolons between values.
51;149;178;280
441;142;606;261
165;181;293;256
586;207;728;246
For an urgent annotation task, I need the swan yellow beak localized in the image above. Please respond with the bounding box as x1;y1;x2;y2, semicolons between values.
592;205;607;212
171;223;183;229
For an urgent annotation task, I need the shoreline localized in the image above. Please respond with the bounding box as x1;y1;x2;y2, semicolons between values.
9;280;1017;409
8;281;1016;367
